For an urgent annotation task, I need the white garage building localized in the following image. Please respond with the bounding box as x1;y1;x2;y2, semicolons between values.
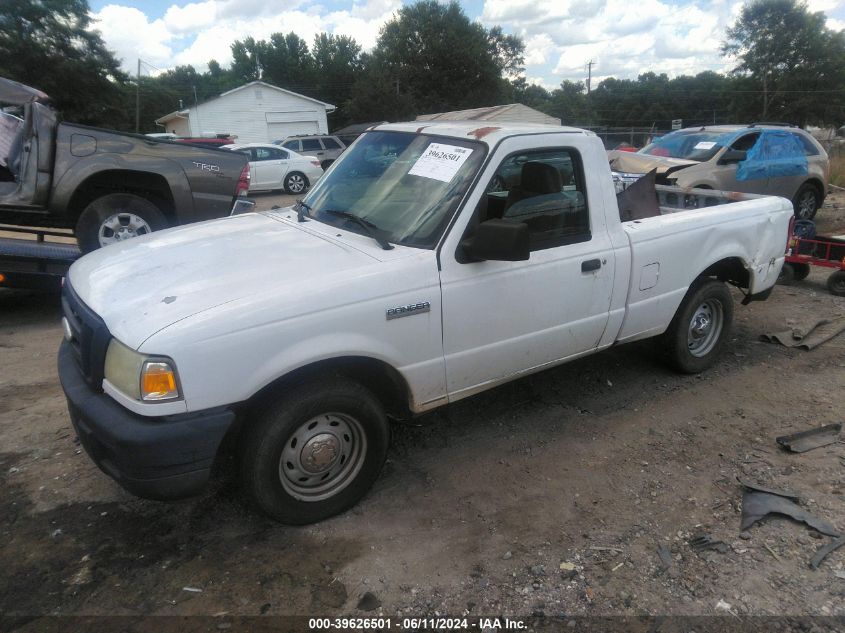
155;81;335;143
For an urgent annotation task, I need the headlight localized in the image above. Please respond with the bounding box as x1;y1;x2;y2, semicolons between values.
104;339;181;402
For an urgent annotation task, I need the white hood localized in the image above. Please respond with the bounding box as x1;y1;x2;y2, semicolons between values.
68;212;381;349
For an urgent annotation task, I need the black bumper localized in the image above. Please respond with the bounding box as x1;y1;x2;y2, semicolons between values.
58;340;236;500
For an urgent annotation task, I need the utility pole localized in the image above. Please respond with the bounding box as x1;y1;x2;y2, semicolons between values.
586;60;594;95
135;58;141;133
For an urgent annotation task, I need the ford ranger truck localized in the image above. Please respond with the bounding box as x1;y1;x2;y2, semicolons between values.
0;77;249;253
58;122;793;524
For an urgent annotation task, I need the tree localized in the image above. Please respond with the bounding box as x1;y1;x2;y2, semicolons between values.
312;34;363;127
0;0;127;126
349;1;525;121
723;0;845;125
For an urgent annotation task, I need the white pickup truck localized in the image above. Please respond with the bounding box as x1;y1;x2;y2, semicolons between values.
58;122;792;524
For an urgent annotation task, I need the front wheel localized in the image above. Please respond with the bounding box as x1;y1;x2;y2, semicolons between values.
660;278;734;374
793;183;821;220
75;193;168;253
239;378;390;524
284;172;309;195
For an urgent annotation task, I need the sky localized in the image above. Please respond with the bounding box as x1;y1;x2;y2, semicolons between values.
88;0;845;90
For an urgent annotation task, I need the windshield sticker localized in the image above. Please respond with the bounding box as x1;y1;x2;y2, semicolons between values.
408;143;473;182
694;141;717;150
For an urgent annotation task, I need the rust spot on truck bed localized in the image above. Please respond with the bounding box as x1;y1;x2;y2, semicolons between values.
468;126;500;139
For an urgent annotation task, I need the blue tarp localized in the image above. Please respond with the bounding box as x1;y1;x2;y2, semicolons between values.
737;129;808;181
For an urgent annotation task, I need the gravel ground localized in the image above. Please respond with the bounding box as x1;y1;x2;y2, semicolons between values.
0;194;844;627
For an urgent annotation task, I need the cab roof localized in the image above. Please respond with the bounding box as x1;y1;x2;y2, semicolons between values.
372;121;590;145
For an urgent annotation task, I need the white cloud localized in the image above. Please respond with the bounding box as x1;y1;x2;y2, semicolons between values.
90;0;400;74
481;0;752;85
90;5;174;69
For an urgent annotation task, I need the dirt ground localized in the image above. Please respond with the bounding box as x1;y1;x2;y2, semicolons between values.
1;193;844;627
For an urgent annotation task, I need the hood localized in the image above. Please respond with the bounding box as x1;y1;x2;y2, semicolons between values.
68;212;380;349
608;150;698;175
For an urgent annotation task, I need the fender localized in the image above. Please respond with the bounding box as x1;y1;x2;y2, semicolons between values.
49;154;193;219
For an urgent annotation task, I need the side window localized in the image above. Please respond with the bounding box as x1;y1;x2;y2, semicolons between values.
277;149;290;160
322;137;342;149
484;148;590;251
302;138;322;151
794;133;820;156
283;140;299;151
731;133;760;152
254;147;273;161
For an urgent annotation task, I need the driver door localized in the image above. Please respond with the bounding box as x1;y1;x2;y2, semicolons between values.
711;132;766;193
251;146;289;190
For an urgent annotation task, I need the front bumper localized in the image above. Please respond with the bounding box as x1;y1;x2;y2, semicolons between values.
58;340;236;500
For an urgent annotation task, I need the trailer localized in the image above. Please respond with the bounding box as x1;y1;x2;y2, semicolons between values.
779;222;845;296
0;225;80;292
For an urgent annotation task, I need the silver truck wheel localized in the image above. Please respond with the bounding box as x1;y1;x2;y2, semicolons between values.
284;172;308;195
76;193;167;253
98;212;153;246
278;412;367;501
686;298;724;358
660;278;733;374
240;378;389;524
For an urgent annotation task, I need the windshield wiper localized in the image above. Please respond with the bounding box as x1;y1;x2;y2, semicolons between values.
295;199;311;222
322;209;394;250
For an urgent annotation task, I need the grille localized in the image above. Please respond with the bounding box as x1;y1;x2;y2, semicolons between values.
62;281;111;391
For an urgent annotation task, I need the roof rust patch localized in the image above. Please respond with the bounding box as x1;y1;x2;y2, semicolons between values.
468;126;500;140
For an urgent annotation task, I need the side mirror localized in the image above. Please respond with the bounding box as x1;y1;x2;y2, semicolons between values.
719;149;747;164
460;219;530;262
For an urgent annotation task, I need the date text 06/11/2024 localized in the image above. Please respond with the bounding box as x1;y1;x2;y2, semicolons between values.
308;617;527;630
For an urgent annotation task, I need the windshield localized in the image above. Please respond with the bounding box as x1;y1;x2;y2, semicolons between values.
301;131;485;249
640;131;729;161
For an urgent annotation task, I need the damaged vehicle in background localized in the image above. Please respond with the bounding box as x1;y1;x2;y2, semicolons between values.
0;77;250;253
608;124;829;220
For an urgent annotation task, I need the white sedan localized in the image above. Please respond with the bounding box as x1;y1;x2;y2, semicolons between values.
221;143;323;195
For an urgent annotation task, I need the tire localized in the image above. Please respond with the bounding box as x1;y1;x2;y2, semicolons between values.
792;183;821;220
284;172;309;195
75;193;168;253
660;278;734;374
777;263;797;285
827;270;845;297
793;263;811;281
239;378;390;524
320;160;334;170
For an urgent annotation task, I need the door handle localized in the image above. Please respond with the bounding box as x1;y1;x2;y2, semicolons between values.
581;258;602;272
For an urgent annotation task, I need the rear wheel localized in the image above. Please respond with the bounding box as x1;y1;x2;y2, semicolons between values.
284;172;308;195
827;270;845;297
793;263;811;281
793;183;821;220
320;160;334;170
660;278;734;374
75;193;167;253
239;378;390;524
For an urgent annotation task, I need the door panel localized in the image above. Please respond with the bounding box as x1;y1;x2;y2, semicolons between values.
439;146;614;398
711;132;766;193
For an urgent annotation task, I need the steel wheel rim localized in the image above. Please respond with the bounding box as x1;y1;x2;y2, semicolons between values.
797;191;816;219
278;412;367;502
287;174;306;193
687;299;724;357
98;212;152;246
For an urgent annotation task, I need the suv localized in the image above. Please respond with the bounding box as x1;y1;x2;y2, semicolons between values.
609;124;830;219
275;134;346;169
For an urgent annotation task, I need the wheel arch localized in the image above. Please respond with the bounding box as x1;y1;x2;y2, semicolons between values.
696;256;751;290
67;169;176;222
246;355;412;421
